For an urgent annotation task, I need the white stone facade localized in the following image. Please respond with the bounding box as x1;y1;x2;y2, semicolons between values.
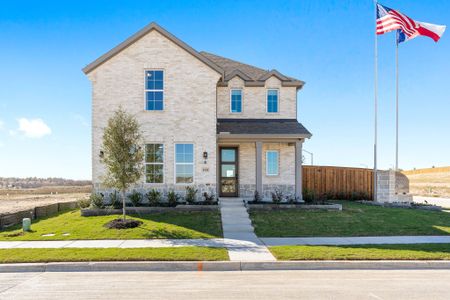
85;24;307;199
88;30;220;192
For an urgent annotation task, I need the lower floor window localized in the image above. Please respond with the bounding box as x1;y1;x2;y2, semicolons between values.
266;150;279;176
175;143;194;183
145;144;164;183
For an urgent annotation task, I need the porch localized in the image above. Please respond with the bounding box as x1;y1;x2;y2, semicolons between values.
216;118;312;200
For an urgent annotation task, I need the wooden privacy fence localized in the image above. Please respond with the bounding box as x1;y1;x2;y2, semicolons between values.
302;166;373;200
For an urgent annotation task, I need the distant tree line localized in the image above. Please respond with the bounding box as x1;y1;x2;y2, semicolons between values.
0;177;91;189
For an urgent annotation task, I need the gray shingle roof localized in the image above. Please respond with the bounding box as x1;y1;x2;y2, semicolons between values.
200;52;304;87
217;119;311;137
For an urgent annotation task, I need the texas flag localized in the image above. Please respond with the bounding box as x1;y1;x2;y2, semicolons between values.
376;3;446;43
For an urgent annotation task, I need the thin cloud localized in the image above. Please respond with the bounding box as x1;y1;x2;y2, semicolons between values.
16;118;52;138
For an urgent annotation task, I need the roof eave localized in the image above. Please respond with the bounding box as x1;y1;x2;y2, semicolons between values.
217;133;312;140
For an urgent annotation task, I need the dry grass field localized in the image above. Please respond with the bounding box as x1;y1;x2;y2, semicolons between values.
402;167;450;198
0;185;91;215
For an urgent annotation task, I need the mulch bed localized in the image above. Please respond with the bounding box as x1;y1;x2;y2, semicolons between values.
104;218;143;229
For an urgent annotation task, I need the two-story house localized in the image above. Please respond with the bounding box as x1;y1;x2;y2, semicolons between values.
83;22;311;200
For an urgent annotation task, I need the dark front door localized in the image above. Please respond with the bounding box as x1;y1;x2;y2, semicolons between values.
219;147;239;197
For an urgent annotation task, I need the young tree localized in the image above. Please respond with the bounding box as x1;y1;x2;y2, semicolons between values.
101;107;144;220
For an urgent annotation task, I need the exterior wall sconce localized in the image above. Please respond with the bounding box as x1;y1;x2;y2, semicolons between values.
99;151;104;158
203;151;208;164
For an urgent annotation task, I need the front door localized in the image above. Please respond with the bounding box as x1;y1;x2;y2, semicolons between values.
219;147;239;197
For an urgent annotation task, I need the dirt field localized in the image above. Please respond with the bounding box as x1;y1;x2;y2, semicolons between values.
403;167;450;198
0;186;91;215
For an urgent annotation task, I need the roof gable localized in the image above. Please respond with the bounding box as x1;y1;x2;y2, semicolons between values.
200;51;305;89
83;22;223;75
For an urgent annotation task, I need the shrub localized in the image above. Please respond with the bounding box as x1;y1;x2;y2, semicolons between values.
109;190;121;209
253;190;262;203
78;198;91;209
127;190;143;207
285;194;297;204
271;189;283;204
303;188;316;204
203;192;216;205
146;189;162;207
167;190;180;207
90;193;104;208
185;186;198;204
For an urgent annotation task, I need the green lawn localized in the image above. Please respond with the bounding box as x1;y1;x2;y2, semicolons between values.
250;201;450;237
0;247;228;263
0;210;223;240
270;244;450;260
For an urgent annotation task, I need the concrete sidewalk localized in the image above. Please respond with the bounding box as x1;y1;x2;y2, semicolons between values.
261;235;450;246
0;236;449;249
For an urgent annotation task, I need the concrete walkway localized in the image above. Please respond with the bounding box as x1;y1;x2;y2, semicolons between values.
218;198;275;261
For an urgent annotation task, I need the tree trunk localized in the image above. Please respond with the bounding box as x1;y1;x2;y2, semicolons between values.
121;190;126;220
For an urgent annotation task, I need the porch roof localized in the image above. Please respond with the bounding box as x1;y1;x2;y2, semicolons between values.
217;118;312;139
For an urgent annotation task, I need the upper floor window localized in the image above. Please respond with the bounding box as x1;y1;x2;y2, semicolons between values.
267;89;279;113
145;144;164;183
230;89;242;113
175;143;194;184
145;70;164;111
266;150;279;176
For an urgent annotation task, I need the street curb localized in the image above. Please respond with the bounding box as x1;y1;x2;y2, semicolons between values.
1;260;450;272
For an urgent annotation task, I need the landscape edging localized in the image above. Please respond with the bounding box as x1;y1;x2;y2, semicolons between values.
81;205;219;216
246;203;342;211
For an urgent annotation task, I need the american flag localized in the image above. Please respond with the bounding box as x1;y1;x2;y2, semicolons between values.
376;3;446;43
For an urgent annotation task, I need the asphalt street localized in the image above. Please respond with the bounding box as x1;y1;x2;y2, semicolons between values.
1;269;449;299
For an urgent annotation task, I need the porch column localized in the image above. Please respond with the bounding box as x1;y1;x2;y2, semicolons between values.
255;141;263;196
295;140;304;200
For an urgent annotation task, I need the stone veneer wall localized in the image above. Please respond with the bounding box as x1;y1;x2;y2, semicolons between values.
97;184;216;203
377;170;412;203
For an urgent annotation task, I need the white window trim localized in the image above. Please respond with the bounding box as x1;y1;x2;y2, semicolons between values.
266;88;279;113
145;143;165;184
230;88;243;113
174;142;195;185
144;69;165;111
266;150;279;176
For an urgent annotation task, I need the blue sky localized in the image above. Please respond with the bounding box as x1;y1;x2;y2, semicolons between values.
0;0;448;180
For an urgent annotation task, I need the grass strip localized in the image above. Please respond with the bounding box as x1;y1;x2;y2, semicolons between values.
0;247;228;263
270;243;450;260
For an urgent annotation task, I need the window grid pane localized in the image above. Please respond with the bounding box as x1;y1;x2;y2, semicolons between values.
145;70;164;111
267;90;278;113
231;90;242;113
266;151;279;175
145;144;164;183
175;143;194;183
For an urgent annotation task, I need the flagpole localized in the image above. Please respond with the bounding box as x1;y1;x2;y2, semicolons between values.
373;1;378;201
395;30;399;171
